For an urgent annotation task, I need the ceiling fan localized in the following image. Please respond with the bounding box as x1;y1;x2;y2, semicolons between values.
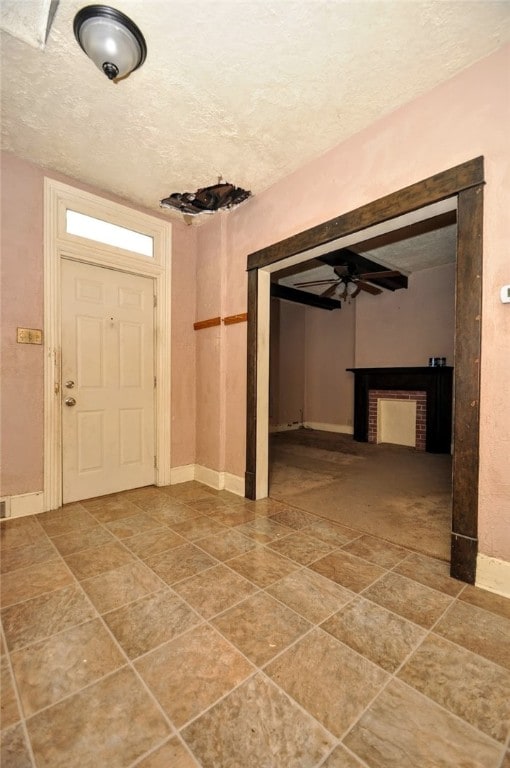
294;261;405;300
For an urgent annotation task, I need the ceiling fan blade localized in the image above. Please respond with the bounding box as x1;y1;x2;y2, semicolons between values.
357;280;383;295
294;279;339;287
358;270;402;279
321;284;339;298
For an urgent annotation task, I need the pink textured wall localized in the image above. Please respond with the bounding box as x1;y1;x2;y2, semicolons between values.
355;263;455;368
304;302;355;428
195;217;223;471
269;298;281;425
275;301;306;427
223;216;249;477
170;224;197;468
196;44;510;561
0;156;44;495
0;151;196;494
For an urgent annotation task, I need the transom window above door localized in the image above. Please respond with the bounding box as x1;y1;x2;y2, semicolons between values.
66;210;154;257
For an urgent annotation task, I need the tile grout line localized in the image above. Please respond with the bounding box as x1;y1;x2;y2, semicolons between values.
76;510;353;760
0;618;40;768
2;485;509;767
1;519;188;760
156;489;510;754
39;503;288;764
337;583;508;755
6;501;506;692
23;576;180;761
127;731;199;768
6;542;507;765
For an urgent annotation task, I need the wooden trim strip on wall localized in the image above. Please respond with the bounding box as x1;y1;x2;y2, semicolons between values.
194;314;248;330
193;317;221;331
223;313;248;325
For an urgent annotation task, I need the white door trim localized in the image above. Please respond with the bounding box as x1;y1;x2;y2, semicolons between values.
43;179;172;511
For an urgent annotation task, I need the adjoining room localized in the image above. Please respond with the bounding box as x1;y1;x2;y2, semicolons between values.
268;215;456;560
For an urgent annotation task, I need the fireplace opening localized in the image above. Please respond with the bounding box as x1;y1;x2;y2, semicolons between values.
348;367;452;454
369;389;427;450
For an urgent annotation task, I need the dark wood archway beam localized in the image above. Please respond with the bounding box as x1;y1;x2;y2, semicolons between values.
247;158;483;271
271;211;456;283
246;156;484;585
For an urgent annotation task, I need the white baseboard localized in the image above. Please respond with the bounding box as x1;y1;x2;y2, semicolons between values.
169;465;245;497
224;472;245;497
269;422;353;436
0;491;44;520
476;553;510;599
168;465;195;485
194;465;224;490
269;422;303;433
303;421;354;435
1;468;244;519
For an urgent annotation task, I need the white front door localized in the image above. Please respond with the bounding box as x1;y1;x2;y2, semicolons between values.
61;259;155;503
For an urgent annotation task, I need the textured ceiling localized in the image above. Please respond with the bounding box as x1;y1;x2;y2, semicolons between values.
278;223;457;293
1;1;509;218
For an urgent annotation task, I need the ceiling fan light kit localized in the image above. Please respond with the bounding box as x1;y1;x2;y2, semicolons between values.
73;5;147;81
292;249;408;301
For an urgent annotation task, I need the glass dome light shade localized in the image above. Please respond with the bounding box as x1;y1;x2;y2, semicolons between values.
74;5;146;80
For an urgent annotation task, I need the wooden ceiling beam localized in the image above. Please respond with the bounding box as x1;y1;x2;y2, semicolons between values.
270;283;342;310
317;248;408;291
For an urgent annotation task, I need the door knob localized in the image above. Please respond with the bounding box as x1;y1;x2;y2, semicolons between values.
64;397;76;407
65;380;75;389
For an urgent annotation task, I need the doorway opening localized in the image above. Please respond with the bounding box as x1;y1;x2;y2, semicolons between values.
246;158;484;583
266;217;456;561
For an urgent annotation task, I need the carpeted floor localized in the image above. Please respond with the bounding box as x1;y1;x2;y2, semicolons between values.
269;429;452;561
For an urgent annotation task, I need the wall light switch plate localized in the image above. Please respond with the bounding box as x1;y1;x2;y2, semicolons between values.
500;285;510;304
17;328;43;344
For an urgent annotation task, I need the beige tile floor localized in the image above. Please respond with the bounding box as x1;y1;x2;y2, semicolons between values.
1;482;509;768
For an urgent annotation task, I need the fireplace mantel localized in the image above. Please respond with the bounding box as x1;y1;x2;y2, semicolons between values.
347;366;453;453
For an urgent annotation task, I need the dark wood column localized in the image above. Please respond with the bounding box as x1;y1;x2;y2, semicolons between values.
451;183;483;583
245;269;258;500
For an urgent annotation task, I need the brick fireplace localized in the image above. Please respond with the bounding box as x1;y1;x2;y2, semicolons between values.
368;389;427;450
347;366;453;454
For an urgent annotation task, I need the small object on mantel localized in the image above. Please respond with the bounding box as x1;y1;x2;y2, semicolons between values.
17;327;43;344
429;357;447;367
160;181;251;216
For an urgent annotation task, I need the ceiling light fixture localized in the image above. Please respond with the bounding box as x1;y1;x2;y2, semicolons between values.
73;5;147;81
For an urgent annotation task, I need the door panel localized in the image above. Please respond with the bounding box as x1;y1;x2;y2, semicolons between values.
61;260;155;503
